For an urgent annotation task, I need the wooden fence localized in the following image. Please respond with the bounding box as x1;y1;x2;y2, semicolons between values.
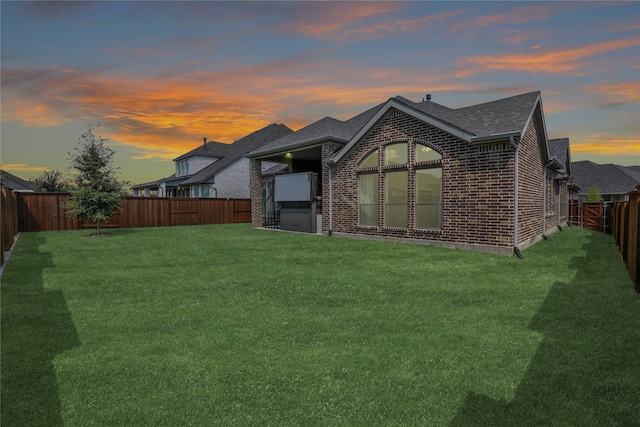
569;193;640;288
7;192;251;233
1;187;19;266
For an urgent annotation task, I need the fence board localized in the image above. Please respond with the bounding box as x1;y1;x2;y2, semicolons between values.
1;187;19;265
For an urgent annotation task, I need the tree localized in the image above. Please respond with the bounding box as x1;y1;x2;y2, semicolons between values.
63;125;130;235
585;187;603;202
33;169;73;192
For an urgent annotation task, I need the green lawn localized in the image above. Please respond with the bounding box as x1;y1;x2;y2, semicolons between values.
1;224;638;426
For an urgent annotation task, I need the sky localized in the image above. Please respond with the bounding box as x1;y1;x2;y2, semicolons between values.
1;1;639;186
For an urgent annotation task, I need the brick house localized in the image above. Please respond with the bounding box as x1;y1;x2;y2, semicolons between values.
132;123;291;198
570;160;640;202
247;92;572;256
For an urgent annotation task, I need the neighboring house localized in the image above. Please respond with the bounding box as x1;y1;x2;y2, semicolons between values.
248;91;572;256
132;123;292;198
571;160;640;202
0;170;34;192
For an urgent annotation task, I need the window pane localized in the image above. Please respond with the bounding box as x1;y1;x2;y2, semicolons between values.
385;171;407;204
416;168;442;203
359;174;378;204
386;205;407;227
359;150;378;168
384;143;408;165
415;145;442;162
359;205;378;226
385;170;407;227
359;174;378;225
416;205;442;228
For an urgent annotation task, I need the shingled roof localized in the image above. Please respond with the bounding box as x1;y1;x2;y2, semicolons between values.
398;91;541;137
571;160;640;196
248;91;544;161
548;138;572;176
0;169;34;191
180;123;292;185
248;103;384;158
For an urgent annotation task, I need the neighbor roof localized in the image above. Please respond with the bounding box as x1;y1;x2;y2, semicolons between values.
180;123;293;185
0;170;34;191
571;161;640;196
174;140;233;162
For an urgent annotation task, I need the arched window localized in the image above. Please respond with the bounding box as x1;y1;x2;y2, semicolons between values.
357;141;443;230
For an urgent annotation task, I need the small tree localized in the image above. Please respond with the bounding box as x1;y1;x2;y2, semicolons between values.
33;169;73;192
585;187;603;202
63;125;130;235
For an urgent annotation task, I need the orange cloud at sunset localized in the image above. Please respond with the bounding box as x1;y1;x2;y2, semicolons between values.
281;2;398;40
584;82;640;104
446;4;553;35
570;135;639;156
0;163;50;173
2;58;483;161
454;37;640;77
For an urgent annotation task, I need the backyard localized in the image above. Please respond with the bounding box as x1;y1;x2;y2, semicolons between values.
1;224;638;426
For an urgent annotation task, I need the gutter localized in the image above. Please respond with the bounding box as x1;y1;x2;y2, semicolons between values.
470;130;521;144
248;137;348;160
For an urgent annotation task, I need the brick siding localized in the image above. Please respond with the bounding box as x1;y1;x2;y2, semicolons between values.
251;106;562;256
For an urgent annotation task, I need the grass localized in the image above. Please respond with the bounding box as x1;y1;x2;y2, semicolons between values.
1;224;638;426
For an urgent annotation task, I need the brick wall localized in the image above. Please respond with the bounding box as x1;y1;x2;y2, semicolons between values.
517;118;545;246
250;106;560;256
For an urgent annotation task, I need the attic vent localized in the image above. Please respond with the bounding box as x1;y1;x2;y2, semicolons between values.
388;108;401;118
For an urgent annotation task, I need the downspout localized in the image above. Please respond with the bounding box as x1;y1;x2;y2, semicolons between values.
510;136;523;259
328;164;333;236
557;183;563;231
542;161;553;240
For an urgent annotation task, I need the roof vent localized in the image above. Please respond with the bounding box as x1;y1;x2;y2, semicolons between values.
203;137;207;150
426;94;432;101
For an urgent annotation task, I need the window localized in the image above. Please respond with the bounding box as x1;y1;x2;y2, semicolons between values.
416;145;441;163
360;151;378;169
357;141;443;230
415;168;442;228
385;143;408;166
359;173;378;226
177;160;189;176
385;170;407;227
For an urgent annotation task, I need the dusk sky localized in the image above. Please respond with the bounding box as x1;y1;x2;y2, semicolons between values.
1;1;639;186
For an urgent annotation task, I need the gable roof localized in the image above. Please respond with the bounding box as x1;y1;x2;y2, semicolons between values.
571;160;640;196
332;91;544;163
247;91;547;164
174;140;233;162
181;123;292;185
0;169;34;191
548;138;572;176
